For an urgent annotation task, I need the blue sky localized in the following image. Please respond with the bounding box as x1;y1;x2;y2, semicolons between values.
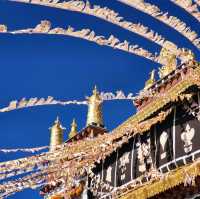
0;0;199;198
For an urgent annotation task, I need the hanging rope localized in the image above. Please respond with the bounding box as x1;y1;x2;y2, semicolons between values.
0;147;71;180
8;0;181;52
0;146;48;153
0;88;158;114
171;0;200;23
0;138;92;177
100;90;135;100
117;0;200;50
0;95;87;113
0;164;65;198
0;88;191;115
0;149;90;198
0;21;160;64
0;144;68;174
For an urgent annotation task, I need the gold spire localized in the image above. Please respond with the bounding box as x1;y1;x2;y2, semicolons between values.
144;69;155;90
68;118;78;139
49;116;65;151
86;86;104;127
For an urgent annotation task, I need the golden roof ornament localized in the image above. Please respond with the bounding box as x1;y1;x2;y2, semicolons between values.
158;41;177;79
144;69;155;90
49;116;65;151
68;119;78;139
179;49;195;64
86;86;104;127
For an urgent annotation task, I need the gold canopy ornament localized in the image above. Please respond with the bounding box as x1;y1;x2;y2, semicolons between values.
86;86;104;127
49;117;65;151
144;69;155;90
158;41;177;79
68;119;78;139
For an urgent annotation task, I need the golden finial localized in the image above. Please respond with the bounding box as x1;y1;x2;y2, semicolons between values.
68;118;78;139
187;50;195;60
93;85;98;95
144;69;155;90
86;86;104;127
49;116;65;151
158;41;177;79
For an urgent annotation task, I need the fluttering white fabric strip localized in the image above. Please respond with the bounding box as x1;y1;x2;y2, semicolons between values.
0;146;48;153
171;0;200;23
0;90;159;113
0;95;87;113
0;21;160;64
118;0;200;50
8;0;177;51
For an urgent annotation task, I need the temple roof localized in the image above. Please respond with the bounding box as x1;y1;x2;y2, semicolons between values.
66;124;107;143
46;60;200;198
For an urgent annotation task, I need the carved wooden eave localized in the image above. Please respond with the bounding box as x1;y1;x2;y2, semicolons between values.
134;60;199;111
133;61;198;115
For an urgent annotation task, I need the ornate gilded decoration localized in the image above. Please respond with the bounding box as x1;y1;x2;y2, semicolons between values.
158;41;177;78
55;64;200;191
49;117;65;151
68;119;78;139
116;61;200;139
180;49;195;63
144;69;155;90
86;86;104;127
40;61;200;199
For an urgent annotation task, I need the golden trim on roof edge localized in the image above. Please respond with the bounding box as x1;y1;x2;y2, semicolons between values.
119;160;200;199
